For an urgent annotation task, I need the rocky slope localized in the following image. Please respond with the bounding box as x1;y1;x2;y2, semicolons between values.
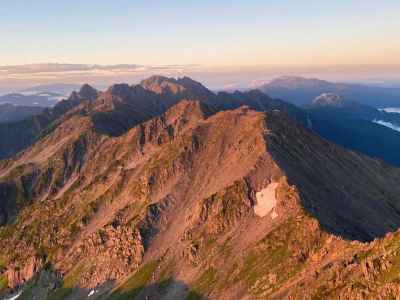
1;78;400;299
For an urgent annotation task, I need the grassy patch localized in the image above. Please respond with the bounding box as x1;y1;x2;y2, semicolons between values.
158;258;175;284
378;255;400;284
19;279;38;300
46;262;87;300
107;260;158;300
241;245;291;287
0;225;15;240
0;256;7;270
186;290;204;300
0;275;8;292
186;267;218;299
232;217;318;297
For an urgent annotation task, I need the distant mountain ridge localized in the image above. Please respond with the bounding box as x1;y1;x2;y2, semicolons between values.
0;84;99;159
261;76;400;108
0;92;63;107
0;104;44;123
20;83;82;97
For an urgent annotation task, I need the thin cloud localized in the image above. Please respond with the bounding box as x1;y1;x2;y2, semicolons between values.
0;63;199;76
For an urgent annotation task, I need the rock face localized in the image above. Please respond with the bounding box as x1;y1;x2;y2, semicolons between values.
5;257;43;289
1;77;400;299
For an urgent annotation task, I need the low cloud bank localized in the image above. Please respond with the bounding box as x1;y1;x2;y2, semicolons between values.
373;119;400;132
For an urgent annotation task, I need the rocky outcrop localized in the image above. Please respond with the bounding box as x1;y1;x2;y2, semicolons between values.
5;257;43;289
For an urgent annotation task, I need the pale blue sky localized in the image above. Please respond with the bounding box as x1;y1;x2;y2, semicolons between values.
1;0;400;66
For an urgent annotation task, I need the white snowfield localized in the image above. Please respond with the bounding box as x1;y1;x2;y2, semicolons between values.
254;182;279;218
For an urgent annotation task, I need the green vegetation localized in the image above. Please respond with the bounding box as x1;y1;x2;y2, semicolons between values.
147;138;189;173
378;255;400;284
18;279;37;300
46;262;87;300
186;291;204;300
186;267;218;299
107;260;158;300
0;256;7;270
0;275;8;292
158;258;175;287
231;217;318;297
241;245;291;287
0;225;15;240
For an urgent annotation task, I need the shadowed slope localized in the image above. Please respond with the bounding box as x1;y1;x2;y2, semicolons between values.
264;112;400;241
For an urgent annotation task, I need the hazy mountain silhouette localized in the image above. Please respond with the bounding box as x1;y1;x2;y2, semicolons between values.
261;76;400;107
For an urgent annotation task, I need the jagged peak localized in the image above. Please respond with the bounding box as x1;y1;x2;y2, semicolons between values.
78;84;98;100
140;75;186;95
176;76;211;91
140;75;173;85
67;84;98;102
140;75;213;100
106;83;132;97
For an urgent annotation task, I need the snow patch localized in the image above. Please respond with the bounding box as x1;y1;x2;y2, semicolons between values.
254;182;279;218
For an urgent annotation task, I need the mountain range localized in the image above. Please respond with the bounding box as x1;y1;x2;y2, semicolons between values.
0;76;307;161
0;92;63;108
0;84;84;109
20;84;82;98
0;104;44;123
260;76;400;108
2;76;400;168
1;76;400;299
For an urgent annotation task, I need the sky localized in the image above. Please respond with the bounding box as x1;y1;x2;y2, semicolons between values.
1;1;400;93
1;0;400;67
